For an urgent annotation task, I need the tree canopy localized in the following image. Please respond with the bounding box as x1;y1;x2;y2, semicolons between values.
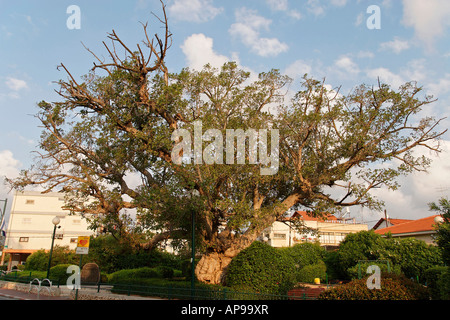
7;2;447;284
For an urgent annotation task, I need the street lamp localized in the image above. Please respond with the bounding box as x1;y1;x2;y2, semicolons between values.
46;216;60;279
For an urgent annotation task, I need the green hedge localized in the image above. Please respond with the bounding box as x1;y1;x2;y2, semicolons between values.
296;262;327;283
347;261;402;280
107;266;179;284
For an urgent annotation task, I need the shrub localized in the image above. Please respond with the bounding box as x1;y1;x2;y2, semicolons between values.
318;273;429;300
296;262;327;283
156;266;174;279
280;243;327;270
335;231;444;280
108;267;159;283
25;246;78;271
224;241;296;295
347;261;401;280
49;264;72;284
424;266;448;300
85;235;181;273
437;267;450;300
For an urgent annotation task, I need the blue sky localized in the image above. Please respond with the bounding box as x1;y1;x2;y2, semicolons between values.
1;0;450;226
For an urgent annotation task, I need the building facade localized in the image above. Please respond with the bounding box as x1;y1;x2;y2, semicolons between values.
260;211;368;249
1;191;95;270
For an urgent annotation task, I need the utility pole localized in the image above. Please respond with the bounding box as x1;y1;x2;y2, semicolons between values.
384;209;389;228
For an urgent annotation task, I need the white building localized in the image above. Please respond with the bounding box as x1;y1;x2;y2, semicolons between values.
1;191;95;270
260;211;368;249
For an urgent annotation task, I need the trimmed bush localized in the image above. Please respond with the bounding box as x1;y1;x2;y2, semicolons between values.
318;273;429;300
49;264;72;284
108;267;159;283
224;241;296;295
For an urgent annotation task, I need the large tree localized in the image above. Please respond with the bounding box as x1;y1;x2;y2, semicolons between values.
8;2;447;284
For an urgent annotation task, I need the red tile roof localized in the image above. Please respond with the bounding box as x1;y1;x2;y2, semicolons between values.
373;215;440;236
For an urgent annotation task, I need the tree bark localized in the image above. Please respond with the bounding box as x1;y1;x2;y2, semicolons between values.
195;193;301;284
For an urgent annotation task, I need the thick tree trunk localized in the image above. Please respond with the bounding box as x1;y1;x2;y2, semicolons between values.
195;193;302;285
195;240;254;285
195;250;236;285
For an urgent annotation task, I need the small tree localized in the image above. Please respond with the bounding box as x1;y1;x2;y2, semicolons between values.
429;197;450;265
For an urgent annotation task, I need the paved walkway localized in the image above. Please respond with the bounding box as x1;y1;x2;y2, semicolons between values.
0;288;72;300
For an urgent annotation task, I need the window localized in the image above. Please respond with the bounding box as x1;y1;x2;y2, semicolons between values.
19;237;29;242
273;233;286;240
25;199;35;205
335;233;348;243
54;233;64;240
70;238;78;243
319;232;334;244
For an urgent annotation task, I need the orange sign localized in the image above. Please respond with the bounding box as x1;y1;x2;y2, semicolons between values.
76;236;90;254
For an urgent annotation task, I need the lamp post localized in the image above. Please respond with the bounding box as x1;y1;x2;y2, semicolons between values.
46;216;60;279
189;190;199;299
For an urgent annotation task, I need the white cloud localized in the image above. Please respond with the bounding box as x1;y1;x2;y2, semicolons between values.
284;60;312;80
5;77;27;91
366;67;405;89
355;12;364;26
181;33;231;70
229;8;289;57
371;140;450;220
168;0;223;23
266;0;302;19
427;74;450;97
307;0;325;16
333;55;360;78
379;37;410;54
0;150;21;197
330;0;348;6
306;0;347;17
266;0;288;11
402;0;450;50
357;50;375;59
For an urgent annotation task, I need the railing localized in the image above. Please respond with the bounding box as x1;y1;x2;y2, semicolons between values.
103;282;319;300
29;278;53;299
0;273;320;300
